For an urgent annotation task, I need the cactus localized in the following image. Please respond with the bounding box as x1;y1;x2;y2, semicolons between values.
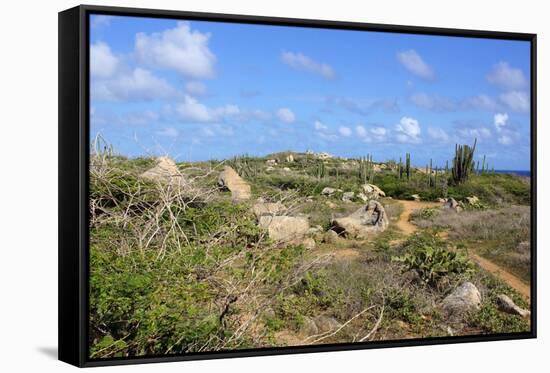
481;155;486;174
405;153;411;181
451;138;477;184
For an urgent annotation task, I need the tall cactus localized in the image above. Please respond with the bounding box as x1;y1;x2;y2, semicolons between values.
451;138;477;184
405;153;411;181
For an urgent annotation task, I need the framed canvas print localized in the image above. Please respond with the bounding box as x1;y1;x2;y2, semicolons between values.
58;4;537;367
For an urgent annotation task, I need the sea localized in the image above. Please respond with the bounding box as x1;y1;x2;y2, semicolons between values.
493;170;531;177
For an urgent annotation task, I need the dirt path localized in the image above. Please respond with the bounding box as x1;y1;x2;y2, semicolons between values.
396;200;530;302
396;200;441;235
470;254;530;302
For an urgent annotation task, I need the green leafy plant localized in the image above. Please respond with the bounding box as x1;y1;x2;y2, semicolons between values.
392;232;474;285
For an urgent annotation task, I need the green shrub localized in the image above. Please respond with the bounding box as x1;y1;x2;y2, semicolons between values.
392;232;474;285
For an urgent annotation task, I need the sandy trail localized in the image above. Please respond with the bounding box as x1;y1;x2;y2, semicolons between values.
396;199;530;302
395;200;441;235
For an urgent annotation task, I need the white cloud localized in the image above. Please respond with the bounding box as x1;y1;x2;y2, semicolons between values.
276;108;295;124
90;42;118;78
397;50;434;80
457;127;492;140
395;116;421;143
175;95;240;122
356;125;388;142
176;95;211;121
338;126;352;137
355;125;367;137
498;134;514;145
462;94;499;111
156;127;179;137
427;127;449;142
494;113;509;132
281;51;335;79
314;120;328;131
499;91;529;112
487;62;527;90
135;21;216;79
185;81;207;96
92;68;175;101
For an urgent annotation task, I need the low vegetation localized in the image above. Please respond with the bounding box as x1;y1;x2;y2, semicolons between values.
88;146;531;358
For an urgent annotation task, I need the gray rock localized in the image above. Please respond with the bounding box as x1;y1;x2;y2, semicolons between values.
495;294;530;318
362;184;386;199
411;194;421;201
342;191;355;203
321;187;342;196
266;159;278;166
442;282;481;316
218;166;251;201
313;316;342;333
258;215;310;242
444;197;458;210
357;192;369;202
140;157;185;186
300;316;319;336
331;200;389;238
253;201;285;218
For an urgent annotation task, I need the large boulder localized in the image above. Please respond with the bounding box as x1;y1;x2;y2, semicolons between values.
253;201;285;218
218;166;251;201
140;157;185;186
362;184;386;199
331;200;389;238
442;282;481;316
258;215;310;242
495;294;530;318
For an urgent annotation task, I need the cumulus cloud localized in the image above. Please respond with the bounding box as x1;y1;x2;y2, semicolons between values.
185;81;207;96
395;117;421;143
427;127;450;142
487;62;527;90
135;21;216;79
314;120;328;131
90;41;119;78
397;50;434;80
338;126;352;137
457;126;492;140
356;125;388;142
175;95;240;122
276;108;295;123
92;67;175;102
494;113;509;132
281;51;335;79
499;91;529;112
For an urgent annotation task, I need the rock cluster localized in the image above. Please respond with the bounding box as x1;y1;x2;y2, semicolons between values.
331;200;389;238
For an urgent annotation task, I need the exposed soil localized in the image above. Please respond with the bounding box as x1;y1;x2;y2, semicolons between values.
396;199;530;302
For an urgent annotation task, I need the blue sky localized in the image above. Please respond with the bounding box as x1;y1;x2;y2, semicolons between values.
90;14;531;169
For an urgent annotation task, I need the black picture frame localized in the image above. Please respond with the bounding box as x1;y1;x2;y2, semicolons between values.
59;4;537;367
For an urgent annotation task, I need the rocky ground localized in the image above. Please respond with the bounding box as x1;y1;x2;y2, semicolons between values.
88;151;531;358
